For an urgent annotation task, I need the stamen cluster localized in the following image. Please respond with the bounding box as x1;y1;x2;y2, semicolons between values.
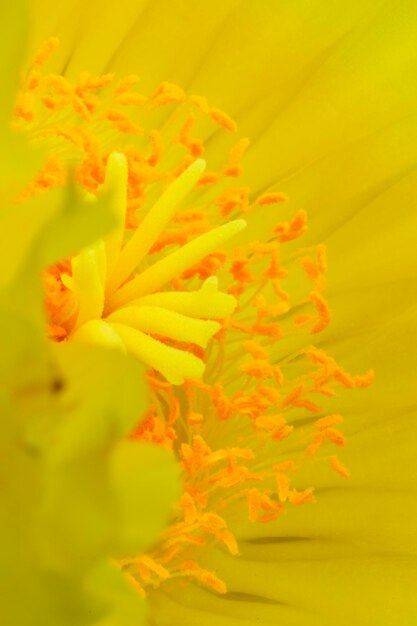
16;40;373;596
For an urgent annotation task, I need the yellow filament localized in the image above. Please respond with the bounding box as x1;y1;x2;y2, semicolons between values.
107;158;206;294
108;306;219;348
108;219;246;311
110;322;204;385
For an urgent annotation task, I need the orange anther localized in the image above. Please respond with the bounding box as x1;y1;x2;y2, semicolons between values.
215;186;251;216
243;340;268;360
273;460;296;472
272;424;294;441
241;359;275;380
105;109;142;134
274;209;307;242
330;455;350;478
320;427;346;447
209;107;237;132
255;192;288;206
228;137;250;164
113;74;140;94
276;473;291;502
147;129;163;166
310;291;331;334
316;244;327;272
15;92;35;123
180;493;198;524
212;384;234;421
33;37;59;66
288;487;315;506
354;369;375;387
281;384;303;408
250;241;280;255
315;414;344;430
152;81;186;105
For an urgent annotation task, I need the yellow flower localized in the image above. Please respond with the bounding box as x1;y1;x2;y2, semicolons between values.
0;9;181;626
5;0;417;625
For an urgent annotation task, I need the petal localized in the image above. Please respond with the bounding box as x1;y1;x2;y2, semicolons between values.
109;440;181;555
25;1;417;623
149;543;417;626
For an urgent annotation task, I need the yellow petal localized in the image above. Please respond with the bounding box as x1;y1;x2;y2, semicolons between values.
109;440;181;555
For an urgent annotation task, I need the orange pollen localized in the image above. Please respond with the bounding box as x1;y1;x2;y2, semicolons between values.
20;39;374;598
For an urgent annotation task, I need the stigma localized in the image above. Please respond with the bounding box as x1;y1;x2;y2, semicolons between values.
55;153;244;385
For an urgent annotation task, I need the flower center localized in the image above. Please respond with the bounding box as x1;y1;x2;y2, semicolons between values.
16;39;374;596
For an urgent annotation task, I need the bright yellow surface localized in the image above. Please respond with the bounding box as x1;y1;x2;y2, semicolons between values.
3;0;417;625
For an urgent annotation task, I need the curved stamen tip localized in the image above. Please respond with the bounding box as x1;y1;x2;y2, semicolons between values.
106;157;207;297
189;157;206;174
108;150;127;166
233;218;247;232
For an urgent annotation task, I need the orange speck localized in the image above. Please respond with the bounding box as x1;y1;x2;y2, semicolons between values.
105;109;142;134
229;137;250;164
243;340;268;360
255;192;288;206
315;414;344;430
330;455;350;478
152;81;186;105
15;92;35;123
215;186;251;216
33;37;59;66
198;171;221;186
354;369;375;387
274;209;307;243
147;130;163;166
288;487;315;506
209;107;237;132
27;70;41;91
182;561;227;594
273;460;296;472
310;291;331;334
320;427;347;447
113;74;140;94
276;473;291;502
241;359;275;380
317;244;327;272
212;384;234;421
